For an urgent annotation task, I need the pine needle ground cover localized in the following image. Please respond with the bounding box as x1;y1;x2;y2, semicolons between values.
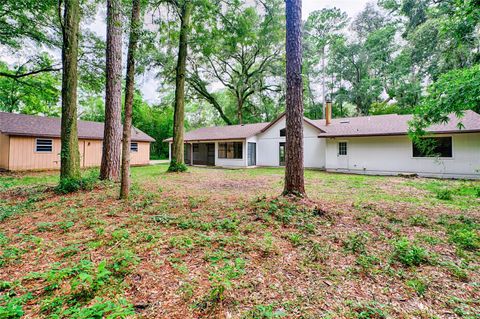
0;165;479;318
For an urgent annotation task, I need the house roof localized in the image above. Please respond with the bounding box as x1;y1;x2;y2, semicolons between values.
163;110;480;143
165;122;271;142
0;112;155;142
164;113;326;142
315;111;480;138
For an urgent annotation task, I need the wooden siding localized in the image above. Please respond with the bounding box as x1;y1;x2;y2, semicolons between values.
7;136;150;171
0;133;9;169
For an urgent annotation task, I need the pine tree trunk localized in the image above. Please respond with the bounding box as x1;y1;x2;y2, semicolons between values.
101;0;123;181
60;0;81;182
283;0;305;197
169;1;192;171
120;0;142;199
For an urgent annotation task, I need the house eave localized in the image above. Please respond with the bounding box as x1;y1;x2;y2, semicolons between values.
317;130;480;138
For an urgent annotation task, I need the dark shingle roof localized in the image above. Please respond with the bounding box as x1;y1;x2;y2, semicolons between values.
0;112;155;142
164;122;271;142
315;111;480;137
163;111;480;142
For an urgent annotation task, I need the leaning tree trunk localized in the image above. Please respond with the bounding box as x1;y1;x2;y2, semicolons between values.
120;0;142;199
60;0;81;182
101;0;123;181
283;0;305;197
169;1;192;171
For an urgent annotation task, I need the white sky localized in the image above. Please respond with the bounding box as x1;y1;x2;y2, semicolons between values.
303;0;370;18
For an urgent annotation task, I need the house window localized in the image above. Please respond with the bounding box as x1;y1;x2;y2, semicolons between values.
413;137;452;158
338;142;347;155
279;142;285;166
280;128;286;137
130;142;138;152
218;142;242;159
35;139;53;153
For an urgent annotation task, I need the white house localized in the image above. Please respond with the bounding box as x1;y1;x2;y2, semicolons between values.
166;110;480;179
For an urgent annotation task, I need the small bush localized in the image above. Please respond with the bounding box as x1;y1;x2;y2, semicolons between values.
243;304;286;318
356;254;380;272
287;233;303;247
167;160;188;173
476;187;480;198
56;171;97;194
449;228;479;251
409;215;429;227
343;232;369;254
406;278;428;296
435;189;452;201
391;238;429;266
348;301;387;319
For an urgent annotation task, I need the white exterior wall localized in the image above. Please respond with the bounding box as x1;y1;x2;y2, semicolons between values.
256;117;325;168
325;133;480;179
214;139;248;167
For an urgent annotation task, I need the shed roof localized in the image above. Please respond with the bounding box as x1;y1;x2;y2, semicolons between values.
0;112;155;142
315;111;480;137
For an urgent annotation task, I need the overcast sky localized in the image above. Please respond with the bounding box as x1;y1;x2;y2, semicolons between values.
303;0;370;18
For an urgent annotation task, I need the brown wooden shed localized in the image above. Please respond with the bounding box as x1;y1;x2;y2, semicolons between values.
0;112;155;171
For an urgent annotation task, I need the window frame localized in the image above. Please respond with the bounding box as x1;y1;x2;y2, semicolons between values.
218;142;243;159
35;138;53;153
130;142;139;152
280;128;286;137
338;141;348;156
412;136;453;159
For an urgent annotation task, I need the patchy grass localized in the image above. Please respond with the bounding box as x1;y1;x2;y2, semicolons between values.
0;165;479;318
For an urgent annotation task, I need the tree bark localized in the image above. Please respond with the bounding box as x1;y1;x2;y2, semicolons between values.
169;1;192;170
101;0;123;181
120;0;142;199
283;0;305;197
60;0;81;182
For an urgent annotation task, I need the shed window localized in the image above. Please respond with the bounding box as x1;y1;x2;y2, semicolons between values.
218;142;242;159
280;128;286;137
36;139;53;153
413;137;452;158
130;142;138;152
338;142;347;155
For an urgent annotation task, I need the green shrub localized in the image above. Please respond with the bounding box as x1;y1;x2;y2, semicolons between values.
343;232;369;254
476;187;480;198
167;160;187;173
356;254;380;272
409;215;429;227
287;233;303;247
406;278;428;296
56;171;98;194
243;304;286;318
449;228;479;251
60;298;134;319
391;238;429;266
435;189;452;200
348;301;387;319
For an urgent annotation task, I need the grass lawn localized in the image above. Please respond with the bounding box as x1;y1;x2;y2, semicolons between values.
0;165;479;318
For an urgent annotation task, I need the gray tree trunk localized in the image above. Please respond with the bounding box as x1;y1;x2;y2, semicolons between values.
60;0;81;182
120;0;142;199
283;0;305;197
101;0;123;181
169;1;192;171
